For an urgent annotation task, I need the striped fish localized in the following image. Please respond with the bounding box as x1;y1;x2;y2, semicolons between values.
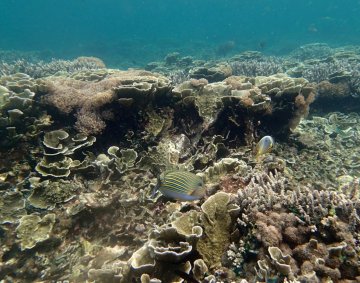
153;171;205;201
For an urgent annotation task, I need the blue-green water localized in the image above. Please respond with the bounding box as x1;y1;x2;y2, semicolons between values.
1;0;360;66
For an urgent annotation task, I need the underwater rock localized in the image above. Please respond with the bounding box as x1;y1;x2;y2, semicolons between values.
15;213;56;250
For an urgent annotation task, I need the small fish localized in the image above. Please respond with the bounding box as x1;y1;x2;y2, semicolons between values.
152;171;205;201
255;135;274;159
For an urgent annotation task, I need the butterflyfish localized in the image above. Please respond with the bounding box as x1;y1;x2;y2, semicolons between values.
152;171;205;201
255;135;274;159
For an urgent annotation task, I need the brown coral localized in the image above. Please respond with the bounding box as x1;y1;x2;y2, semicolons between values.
43;70;171;134
74;56;106;69
290;89;316;130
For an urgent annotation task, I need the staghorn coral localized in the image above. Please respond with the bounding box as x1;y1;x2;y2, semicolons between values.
0;56;106;78
230;56;285;77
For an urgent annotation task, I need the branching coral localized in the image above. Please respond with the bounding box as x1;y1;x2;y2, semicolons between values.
227;171;360;281
230;57;285;77
0;56;106;78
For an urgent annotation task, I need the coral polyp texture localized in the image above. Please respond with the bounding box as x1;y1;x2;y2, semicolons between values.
0;47;360;283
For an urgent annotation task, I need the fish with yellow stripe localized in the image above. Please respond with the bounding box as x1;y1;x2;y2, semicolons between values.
152;170;205;201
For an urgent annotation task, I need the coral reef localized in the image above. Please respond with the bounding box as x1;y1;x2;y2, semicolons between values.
0;73;50;147
143;46;360;115
1;45;360;283
173;74;315;144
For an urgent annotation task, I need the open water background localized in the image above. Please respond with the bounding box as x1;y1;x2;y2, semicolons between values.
1;0;360;67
